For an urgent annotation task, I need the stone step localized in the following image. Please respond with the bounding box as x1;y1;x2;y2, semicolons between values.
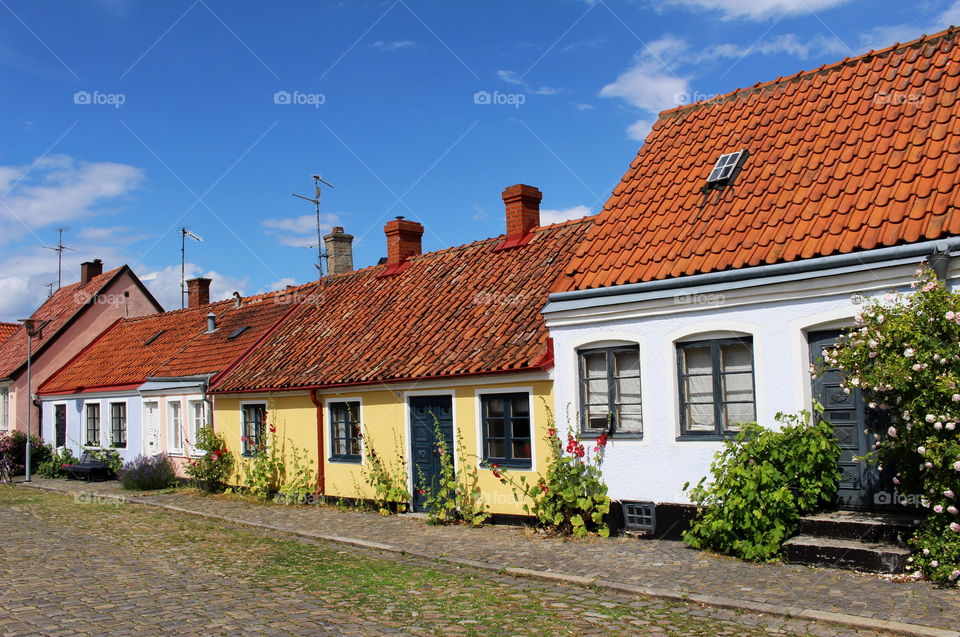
783;535;912;573
797;510;921;545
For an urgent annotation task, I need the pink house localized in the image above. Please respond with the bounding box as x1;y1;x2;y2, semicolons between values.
0;259;161;442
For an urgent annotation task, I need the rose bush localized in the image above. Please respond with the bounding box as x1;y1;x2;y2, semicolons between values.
825;265;960;586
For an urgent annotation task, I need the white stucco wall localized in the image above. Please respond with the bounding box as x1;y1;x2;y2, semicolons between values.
41;392;143;464
547;258;958;505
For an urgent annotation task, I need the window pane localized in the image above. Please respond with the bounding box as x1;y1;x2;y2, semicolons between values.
617;408;643;434
685;372;713;403
721;343;753;373
511;417;530;440
722;372;755;403
332;438;346;456
487;439;505;458
585;405;610;430
616;375;642;405
583;352;607;378
487;417;505;439
685;403;716;430
684;346;712;375
723;402;755;429
510;394;530;416
512;440;532;460
485;397;505;417
586;378;608;404
614;350;639;376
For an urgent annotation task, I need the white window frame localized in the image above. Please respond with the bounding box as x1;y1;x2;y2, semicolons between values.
188;399;208;457
0;386;8;432
325;397;363;463
167;399;184;456
84;402;101;448
240;401;268;456
108;400;128;449
474;387;536;473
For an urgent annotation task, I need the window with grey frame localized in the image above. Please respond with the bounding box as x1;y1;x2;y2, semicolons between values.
481;393;532;468
110;403;127;448
578;346;643;436
85;403;100;446
677;337;756;436
329;401;361;462
241;404;266;456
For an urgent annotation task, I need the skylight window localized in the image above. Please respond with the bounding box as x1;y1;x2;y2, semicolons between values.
706;150;746;184
228;326;250;339
144;329;166;346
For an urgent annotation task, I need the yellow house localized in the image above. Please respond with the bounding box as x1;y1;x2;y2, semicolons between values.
210;185;592;516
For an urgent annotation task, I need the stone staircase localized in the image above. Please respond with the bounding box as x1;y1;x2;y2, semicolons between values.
783;510;921;573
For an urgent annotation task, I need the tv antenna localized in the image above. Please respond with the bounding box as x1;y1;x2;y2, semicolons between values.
43;282;56;298
43;227;75;289
292;175;334;276
180;227;203;309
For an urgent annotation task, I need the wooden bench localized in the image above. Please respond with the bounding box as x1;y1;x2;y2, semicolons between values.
62;451;112;482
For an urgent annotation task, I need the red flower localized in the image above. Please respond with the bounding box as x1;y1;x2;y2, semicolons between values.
548;428;556;437
597;432;609;448
492;470;501;479
417;488;425;495
269;424;277;434
240;436;248;443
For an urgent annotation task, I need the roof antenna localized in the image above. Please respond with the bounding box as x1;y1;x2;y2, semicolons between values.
292;175;334;277
43;227;75;289
43;282;55;298
180;227;203;309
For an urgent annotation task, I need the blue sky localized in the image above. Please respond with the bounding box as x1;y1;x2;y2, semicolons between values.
1;0;956;319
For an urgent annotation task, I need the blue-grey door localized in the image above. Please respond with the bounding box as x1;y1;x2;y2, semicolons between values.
409;395;454;513
809;330;894;508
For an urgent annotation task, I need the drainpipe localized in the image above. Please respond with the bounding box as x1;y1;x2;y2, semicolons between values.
310;388;325;495
929;244;951;282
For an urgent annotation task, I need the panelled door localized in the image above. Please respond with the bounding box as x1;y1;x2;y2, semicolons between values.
409;395;454;513
143;402;160;454
54;404;66;448
809;330;894;508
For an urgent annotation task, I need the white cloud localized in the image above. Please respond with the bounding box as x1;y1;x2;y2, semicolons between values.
262;213;342;248
471;205;489;222
860;0;960;51
77;226;151;245
0;154;144;244
697;33;849;61
600;37;691;114
540;205;594;225
573;103;595;111
663;0;851;20
140;262;249;311
372;40;419;51
497;69;563;96
626;119;656;142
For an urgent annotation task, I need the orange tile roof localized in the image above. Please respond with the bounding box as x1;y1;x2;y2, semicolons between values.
0;323;17;346
211;219;592;392
554;27;960;293
0;267;147;379
38;285;312;395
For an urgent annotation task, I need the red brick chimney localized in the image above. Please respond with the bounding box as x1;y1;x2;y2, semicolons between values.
80;259;103;286
384;217;424;266
502;184;542;237
186;277;211;308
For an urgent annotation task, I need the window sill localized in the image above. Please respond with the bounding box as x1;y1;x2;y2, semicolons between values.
329;456;361;464
581;432;643;441
484;461;532;470
675;434;738;442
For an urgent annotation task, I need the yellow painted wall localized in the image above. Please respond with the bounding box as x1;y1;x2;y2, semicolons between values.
213;393;322;490
213;378;555;516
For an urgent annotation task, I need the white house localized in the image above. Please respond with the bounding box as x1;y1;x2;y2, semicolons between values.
543;28;960;536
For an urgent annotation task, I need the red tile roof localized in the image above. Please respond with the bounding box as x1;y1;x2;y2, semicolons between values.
0;267;150;380
0;323;17;346
554;27;960;293
211;219;592;393
38;286;310;395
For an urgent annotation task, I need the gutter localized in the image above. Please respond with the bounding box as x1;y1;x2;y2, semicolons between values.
310;389;325;495
546;238;960;310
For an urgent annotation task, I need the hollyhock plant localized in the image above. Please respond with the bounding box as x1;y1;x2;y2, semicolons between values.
826;265;960;586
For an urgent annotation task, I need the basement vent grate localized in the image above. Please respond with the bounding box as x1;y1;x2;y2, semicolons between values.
622;501;656;532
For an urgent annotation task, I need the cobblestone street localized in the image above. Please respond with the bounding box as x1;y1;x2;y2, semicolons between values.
2;483;956;636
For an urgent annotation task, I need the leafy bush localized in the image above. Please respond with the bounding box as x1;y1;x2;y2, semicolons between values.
0;431;51;475
275;438;317;505
417;416;490;527
118;454;178;491
826;265;960;585
362;426;410;515
496;406;611;538
185;427;233;492
683;411;839;561
36;447;79;479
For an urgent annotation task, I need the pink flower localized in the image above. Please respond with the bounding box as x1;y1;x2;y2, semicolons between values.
912;363;922;371
917;446;926;454
951;570;960;581
947;311;956;320
887;426;897;437
904;348;915;357
948;506;958;515
954;461;960;471
945;490;956;499
925;414;936;423
931;560;940;567
934;505;944;513
951;523;960;533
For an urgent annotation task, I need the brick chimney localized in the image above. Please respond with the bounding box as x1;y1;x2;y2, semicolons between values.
80;259;103;285
186;277;211;308
324;226;354;276
502;184;542;237
384;217;424;266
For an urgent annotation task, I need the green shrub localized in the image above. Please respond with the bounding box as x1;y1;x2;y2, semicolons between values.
36;447;79;478
185;427;233;492
417;415;490;527
88;448;122;476
118;454;178;490
362;426;410;515
0;431;52;475
683;410;839;561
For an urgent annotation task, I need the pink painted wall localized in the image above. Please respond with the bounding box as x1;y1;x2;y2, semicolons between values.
9;269;161;436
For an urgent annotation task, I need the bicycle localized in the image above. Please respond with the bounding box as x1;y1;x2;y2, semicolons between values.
0;453;12;485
